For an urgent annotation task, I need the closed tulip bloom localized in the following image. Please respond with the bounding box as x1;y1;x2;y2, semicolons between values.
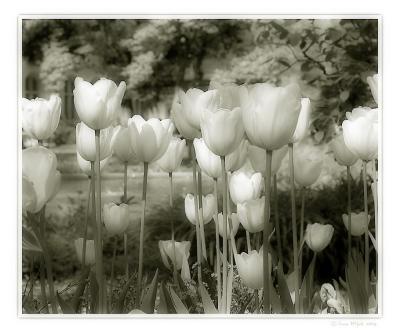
76;152;109;176
156;136;186;173
367;74;379;104
225;139;248;172
240;83;302;150
159;240;190;271
342;212;370;237
248;144;288;175
291;98;312;143
185;193;216;225
235;248;270;290
330;133;358;167
193;138;222;179
76;122;113;162
294;144;323;187
22;146;61;213
342;107;378;161
229;167;263;205
237;197;265;233
103;202;130;235
305;223;334;252
128;115;173;163
22;94;61;140
74;238;95;265
215;213;240;238
171;101;201;140
73;77;126;130
111;126;136;162
22;176;36;213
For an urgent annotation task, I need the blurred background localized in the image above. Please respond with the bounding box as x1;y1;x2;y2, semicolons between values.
21;19;378;286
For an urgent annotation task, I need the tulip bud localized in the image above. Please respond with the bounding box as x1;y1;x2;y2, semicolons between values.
76;152;109;176
235;248;270;290
156;136;186;173
171;101;201;140
330;133;358;167
103;203;130;235
76;122;113;162
342;212;370;236
74;238;95;265
342;107;378;161
237;197;265;233
248;144;288;175
193;138;222;179
367;74;379;104
128;115;173;163
229;167;263;205
305;223;334;252
240;83;302;150
159;240;191;272
22;94;61;140
73;77;126;130
294;143;323;187
22;146;61;213
185;193;216;226
291;98;312;143
111;126;136;162
214;213;240;238
225;140;248;172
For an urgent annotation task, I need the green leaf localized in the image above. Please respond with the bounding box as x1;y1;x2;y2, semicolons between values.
346;252;368;313
158;282;175;314
369;231;377;253
140;269;159;314
277;267;295;314
56;292;75;314
114;273;136;313
71;267;90;313
270;280;282;314
89;271;99;314
22;226;43;253
198;285;218;314
299;254;316;314
169;287;189;314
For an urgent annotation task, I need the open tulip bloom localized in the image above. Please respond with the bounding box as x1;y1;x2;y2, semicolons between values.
229;168;263;205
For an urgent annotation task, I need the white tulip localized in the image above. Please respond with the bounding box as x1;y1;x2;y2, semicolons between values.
159;240;191;271
294;143;323;187
185;193;216;226
305;223;334;252
76;152;109;176
156;136;186;173
367;74;379;104
111;126;136;163
225;139;248;172
248;144;288;175
291;97;312;143
229;167;263;205
330;133;358;167
171;101;201;140
215;213;240;238
193;138;221;179
103;203;130;235
342;212;370;237
237;197;265;233
235;248;270;290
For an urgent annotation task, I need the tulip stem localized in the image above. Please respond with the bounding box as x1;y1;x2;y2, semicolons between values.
213;178;221;312
299;187;306;281
254;290;259;314
39;257;49;313
197;170;208;261
221;156;228;313
82;176;92;268
263;150;272;314
189;141;203;286
347;166;352;265
246;232;252;252
123;161;129;279
288;143;300;314
362;161;370;293
273;174;283;274
109;236;117;310
94;129;105;313
169;172;179;286
136;162;148;308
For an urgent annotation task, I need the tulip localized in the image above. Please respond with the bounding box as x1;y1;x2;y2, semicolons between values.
215;213;240;238
248;144;288;175
74;238;95;266
156;136;186;173
225;140;248;172
159;240;191;281
342;107;378;161
293;143;323;188
22;146;61;213
320;283;336;303
111;126;136;163
22;95;61;141
305;223;334;252
235;248;271;290
240;83;302;150
22;176;36;213
327;298;344;314
291;98;312;143
330;133;358;167
193;138;221;179
185;193;216;226
76;122;113;162
229;168;263;205
76;152;109;176
237;197;265;233
73;77;126;130
128;115;173;163
103;203;130;235
342;212;370;237
367;74;379;104
171;101;201;140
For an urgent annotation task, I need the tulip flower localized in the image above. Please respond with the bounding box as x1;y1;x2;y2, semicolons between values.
342;107;378;161
342;212;370;237
235;248;271;290
73;77;126;130
22;146;61;213
367;74;379;104
103;202;130;235
76;122;113;162
111;126;136;163
22;94;61;141
193;138;221;179
225;139;248;172
291;98;312;143
128;115;173;163
240;83;302;150
305;223;334;252
215;213;240;238
185;193;216;225
22;176;36;213
320;283;336;303
330;133;358;167
229;167;263;205
156;136;186;173
248;144;288;175
76;152;109;176
294;143;323;188
74;238;95;266
171;101;201;140
237;197;265;233
159;240;191;281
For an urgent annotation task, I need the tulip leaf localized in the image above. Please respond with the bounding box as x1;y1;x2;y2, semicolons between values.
277;266;295;314
299;254;316;313
369;231;378;253
158;282;176;314
198;285;218;314
56;292;75;314
89;271;99;314
269;279;282;314
114;273;136;313
227;267;234;314
22;225;43;253
140;269;159;314
169;286;189;314
71;267;90;313
346;252;368;313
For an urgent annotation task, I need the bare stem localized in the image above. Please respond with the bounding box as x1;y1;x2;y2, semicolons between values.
273;174;283;274
82;177;92;268
299;187;306;280
39;256;49;313
198;170;208;261
363;160;370;293
213;178;221;312
246;231;252;252
169;172;179;286
109;236;117;310
347;166;352;265
123;161;129;279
